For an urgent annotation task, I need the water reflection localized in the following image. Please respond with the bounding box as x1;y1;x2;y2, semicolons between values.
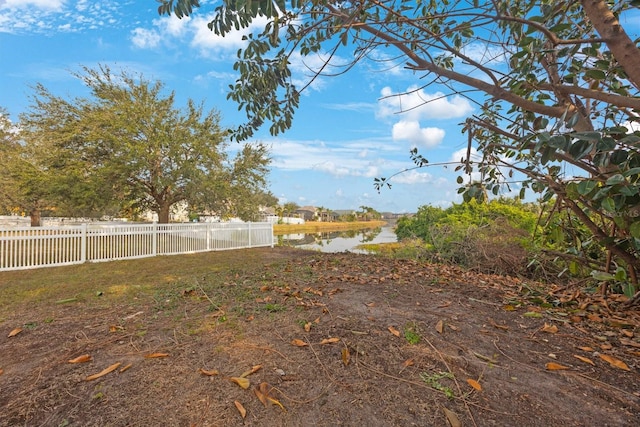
276;227;397;253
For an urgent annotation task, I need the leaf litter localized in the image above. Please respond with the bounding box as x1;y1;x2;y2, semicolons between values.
0;247;638;426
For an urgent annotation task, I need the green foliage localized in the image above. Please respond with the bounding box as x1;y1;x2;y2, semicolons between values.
11;65;273;223
157;1;640;292
403;322;421;345
397;198;540;275
420;371;455;399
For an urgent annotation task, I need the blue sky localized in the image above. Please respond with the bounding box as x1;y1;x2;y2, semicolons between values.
2;1;637;214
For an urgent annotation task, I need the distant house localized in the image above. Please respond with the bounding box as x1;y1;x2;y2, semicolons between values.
295;206;316;221
318;210;339;222
257;206;277;222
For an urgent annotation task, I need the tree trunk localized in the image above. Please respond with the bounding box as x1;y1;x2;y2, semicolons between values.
581;0;640;89
30;208;42;227
157;204;171;224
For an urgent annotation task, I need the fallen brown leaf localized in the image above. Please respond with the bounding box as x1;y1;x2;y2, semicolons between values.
577;346;594;352
119;363;132;373
68;354;92;364
342;348;350;366
144;353;169;358
435;320;444;334
466;378;482;391
620;338;640;348
573;355;595;366
600;342;613;350
291;339;308;347
320;337;340;345
0;368;4;375
234;401;247;419
541;323;559;334
240;365;262;378
304;322;311;332
388;326;401;337
85;362;122;381
254;384;268;406
545;362;570;371
489;319;509;331
599;354;630;371
403;359;414;368
230;377;250;389
199;368;219;376
8;328;22;338
442;406;461;427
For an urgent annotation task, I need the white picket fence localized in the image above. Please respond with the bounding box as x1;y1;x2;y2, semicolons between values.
0;222;274;271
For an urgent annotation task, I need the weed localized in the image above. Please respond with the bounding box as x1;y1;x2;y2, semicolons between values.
420;371;455;398
403;322;421;345
263;303;286;313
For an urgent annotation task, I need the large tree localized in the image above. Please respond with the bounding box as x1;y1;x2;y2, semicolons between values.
20;65;273;223
0;109;65;226
158;1;640;293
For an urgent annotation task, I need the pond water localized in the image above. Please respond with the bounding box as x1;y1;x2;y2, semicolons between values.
275;227;397;253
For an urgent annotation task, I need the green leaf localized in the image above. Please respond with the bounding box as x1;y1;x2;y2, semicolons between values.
585;69;606;80
577;180;596;195
623;167;640;177
570;132;601;141
568;140;594;160
600;197;616;212
590;270;614;281
523;312;542;318
547;135;568;149
605;174;625;186
630;222;640;239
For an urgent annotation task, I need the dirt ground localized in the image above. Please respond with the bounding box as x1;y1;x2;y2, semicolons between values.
1;247;639;426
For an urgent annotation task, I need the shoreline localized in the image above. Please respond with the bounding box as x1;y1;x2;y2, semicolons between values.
273;220;387;235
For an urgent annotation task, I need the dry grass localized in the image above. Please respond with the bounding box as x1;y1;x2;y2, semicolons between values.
273;220;386;235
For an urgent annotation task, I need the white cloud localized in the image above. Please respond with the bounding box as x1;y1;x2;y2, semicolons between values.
131;27;161;49
1;0;64;10
269;139;390;179
0;0;121;33
392;121;445;148
450;146;482;164
377;86;473;121
623;119;640;133
391;170;437;185
129;13;269;59
460;43;507;65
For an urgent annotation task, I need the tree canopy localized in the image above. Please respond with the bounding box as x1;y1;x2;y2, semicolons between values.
11;65;273;224
158;0;640;293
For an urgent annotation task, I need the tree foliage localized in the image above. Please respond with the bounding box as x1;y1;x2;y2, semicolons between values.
0;109;72;225
158;0;640;294
14;66;273;223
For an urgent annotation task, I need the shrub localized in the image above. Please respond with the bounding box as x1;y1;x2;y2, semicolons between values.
396;198;541;275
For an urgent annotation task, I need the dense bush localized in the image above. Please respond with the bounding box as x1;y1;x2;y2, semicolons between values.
395;198;541;276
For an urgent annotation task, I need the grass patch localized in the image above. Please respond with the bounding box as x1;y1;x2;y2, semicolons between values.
403;322;421;345
273;220;386;235
0;249;272;318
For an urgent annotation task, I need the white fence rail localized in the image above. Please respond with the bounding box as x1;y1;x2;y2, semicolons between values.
0;222;274;272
